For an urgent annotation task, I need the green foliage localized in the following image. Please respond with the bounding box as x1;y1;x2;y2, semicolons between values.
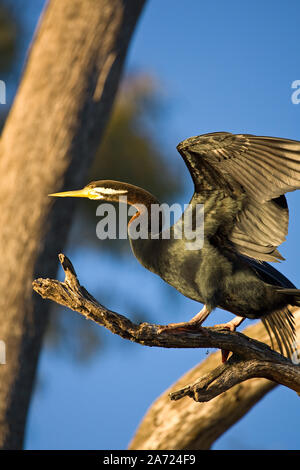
0;4;17;73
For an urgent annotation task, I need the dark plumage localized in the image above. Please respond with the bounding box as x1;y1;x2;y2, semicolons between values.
50;132;300;359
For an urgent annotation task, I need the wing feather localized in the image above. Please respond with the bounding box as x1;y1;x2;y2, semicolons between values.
177;132;300;261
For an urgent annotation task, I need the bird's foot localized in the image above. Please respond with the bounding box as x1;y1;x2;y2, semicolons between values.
157;320;208;335
214;315;245;332
214;321;237;332
158;305;212;335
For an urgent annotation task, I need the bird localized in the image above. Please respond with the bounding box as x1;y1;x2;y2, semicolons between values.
50;132;300;361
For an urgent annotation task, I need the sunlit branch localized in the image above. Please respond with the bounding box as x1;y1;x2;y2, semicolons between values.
33;254;300;400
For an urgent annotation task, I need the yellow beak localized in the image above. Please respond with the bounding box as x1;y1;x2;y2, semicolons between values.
49;188;92;198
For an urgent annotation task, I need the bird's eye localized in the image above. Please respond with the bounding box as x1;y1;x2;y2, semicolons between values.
88;188;104;200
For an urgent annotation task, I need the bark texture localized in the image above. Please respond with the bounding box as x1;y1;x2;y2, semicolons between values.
0;0;145;449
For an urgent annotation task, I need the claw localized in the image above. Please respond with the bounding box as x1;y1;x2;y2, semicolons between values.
158;305;212;335
214;316;245;332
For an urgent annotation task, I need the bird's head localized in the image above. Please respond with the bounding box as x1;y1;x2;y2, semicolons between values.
49;180;131;202
50;179;163;238
49;179;159;208
50;180;161;234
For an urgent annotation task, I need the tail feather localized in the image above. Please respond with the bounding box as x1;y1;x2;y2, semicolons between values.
262;307;297;359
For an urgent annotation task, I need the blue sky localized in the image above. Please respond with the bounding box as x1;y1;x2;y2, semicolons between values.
5;0;300;450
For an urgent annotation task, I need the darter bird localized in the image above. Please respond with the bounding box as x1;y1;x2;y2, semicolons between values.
50;132;300;361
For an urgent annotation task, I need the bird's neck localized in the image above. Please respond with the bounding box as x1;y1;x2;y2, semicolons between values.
127;187;161;234
126;187;162;273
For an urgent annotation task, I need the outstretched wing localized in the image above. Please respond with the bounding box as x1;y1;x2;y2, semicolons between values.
177;132;300;261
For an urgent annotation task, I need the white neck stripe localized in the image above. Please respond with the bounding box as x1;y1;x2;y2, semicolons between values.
94;187;128;195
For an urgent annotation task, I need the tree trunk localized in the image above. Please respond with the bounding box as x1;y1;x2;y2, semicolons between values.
0;0;146;449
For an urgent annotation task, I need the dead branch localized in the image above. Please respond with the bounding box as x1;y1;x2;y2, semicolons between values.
170;354;300;402
129;310;300;449
33;253;300;401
